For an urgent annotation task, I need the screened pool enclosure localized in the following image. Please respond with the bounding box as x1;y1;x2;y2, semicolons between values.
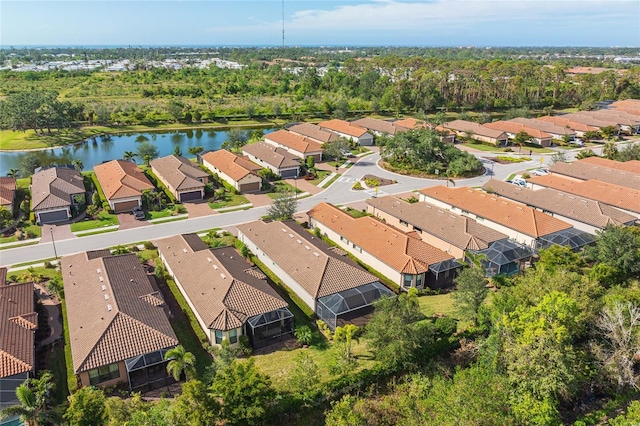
536;228;596;252
316;281;395;330
471;239;534;277
246;308;294;349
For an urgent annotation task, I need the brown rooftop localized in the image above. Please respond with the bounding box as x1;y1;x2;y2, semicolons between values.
62;252;178;373
536;116;599;133
549;161;640;190
482;179;636;229
237;220;379;298
288;123;340;143
0;282;36;378
442;120;508;139
265;129;324;153
508;118;575;136
200;149;260;182
31;167;85;211
0;177;16;208
150;155;207;192
94;160;153;201
366;196;507;251
579;157;640;174
484;121;552;139
156;234;288;331
392;118;427;130
318;119;368;138
242;142;301;169
419;186;572;238
352;117;408;135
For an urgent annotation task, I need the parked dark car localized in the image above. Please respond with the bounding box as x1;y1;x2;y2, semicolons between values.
131;206;145;220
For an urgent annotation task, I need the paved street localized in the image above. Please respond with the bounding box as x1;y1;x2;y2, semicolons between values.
0;142;623;267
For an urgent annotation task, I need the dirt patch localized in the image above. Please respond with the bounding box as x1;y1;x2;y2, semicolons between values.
362;174;396;187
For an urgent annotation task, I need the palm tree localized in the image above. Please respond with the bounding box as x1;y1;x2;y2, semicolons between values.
188;146;204;156
164;345;196;381
123;151;137;163
6;168;20;178
0;372;60;426
72;159;84;172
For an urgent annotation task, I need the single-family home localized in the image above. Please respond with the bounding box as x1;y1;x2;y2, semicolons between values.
418;186;584;251
149;155;208;202
528;174;640;219
579;111;640;134
199;149;262;193
560;114;621;133
318;119;374;146
31;166;86;223
307;202;462;290
508;118;576;140
536;116;599;137
351;117;409;136
484;121;553;146
0;177;16;211
94;160;154;213
242;142;301;178
0;282;37;415
157;234;294;349
482;179;635;234
549;160;640;190
62;251;178;391
392;117;426;130
441;120;509;145
287;123;341;144
611;99;640;109
237;220;394;330
579;157;640;174
264;130;325;161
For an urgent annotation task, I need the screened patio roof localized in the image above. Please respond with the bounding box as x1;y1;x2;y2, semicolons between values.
537;228;596;251
472;239;534;267
317;281;394;318
430;258;464;274
247;308;294;330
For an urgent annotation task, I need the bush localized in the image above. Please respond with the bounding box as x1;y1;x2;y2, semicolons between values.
521;173;530;179
316;320;333;340
238;335;253;356
352;181;364;190
143;241;155;250
364;177;380;187
503;147;513;152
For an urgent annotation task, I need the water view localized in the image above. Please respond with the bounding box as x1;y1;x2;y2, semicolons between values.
0;127;276;176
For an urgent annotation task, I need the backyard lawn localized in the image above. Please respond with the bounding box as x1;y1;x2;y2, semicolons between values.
208;193;251;209
417;293;457;318
70;211;118;232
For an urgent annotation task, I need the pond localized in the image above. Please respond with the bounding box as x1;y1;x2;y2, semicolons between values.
0;127;277;176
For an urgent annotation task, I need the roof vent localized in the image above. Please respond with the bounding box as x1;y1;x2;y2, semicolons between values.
297;239;302;244
104;294;109;300
183;248;188;253
213;264;218;270
281;228;287;233
97;268;101;274
313;252;319;257
101;285;106;291
220;273;226;279
289;234;294;238
99;276;104;282
107;304;113;311
305;245;310;250
207;257;212;263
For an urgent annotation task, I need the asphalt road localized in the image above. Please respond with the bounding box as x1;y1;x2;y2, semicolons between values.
0;143;613;267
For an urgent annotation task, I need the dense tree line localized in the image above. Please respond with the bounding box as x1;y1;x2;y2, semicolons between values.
0;90;83;133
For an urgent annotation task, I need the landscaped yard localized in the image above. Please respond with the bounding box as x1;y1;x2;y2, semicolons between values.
146;205;187;220
308;170;331;186
267;181;302;199
70;211;118;232
0;224;41;243
417;293;456;318
208;193;251;209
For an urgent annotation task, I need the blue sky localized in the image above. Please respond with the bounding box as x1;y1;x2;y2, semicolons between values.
1;1;639;47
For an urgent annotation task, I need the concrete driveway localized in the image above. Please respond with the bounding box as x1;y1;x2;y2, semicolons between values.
39;224;75;244
117;212;151;230
184;201;217;218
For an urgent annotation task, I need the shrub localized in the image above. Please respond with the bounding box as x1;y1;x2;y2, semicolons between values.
352;181;364;190
43;261;54;269
316;320;333;340
364;177;380;187
521;173;530;179
143;241;155;250
238;335;253;356
294;325;314;346
503;147;513;152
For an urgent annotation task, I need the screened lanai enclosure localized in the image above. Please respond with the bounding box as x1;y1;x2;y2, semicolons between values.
316;281;395;330
536;228;596;252
245;308;294;349
471;239;534;277
428;258;465;288
126;348;174;392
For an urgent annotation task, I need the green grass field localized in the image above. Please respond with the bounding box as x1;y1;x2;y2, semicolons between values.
70;211;118;232
208;193;250;209
417;293;457;318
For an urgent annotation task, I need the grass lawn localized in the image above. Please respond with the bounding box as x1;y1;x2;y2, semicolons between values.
16;177;31;189
41;341;70;404
208;193;250;210
70;211;118;232
60;298;78;393
417;293;457;318
308;170;331;186
266;181;302;199
461;142;503;152
146;205;186;220
321;173;341;188
0;224;42;243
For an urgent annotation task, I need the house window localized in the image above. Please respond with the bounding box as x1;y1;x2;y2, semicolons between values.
414;227;422;233
416;274;423;288
229;329;238;344
215;330;223;344
340;236;349;244
352;244;362;253
399;219;408;226
403;274;413;288
476;217;484;222
88;363;120;386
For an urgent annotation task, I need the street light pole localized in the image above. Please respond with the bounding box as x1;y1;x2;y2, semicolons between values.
294;175;297;200
50;228;58;259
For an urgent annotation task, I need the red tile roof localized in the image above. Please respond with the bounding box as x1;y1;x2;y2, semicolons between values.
0;282;36;378
94;160;153;201
0;177;16;209
318;119;368;138
264;130;324;154
200;149;260;182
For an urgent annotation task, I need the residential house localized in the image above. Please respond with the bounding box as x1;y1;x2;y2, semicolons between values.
157;234;293;349
242;142;301;178
307;202;462;290
0;177;16;211
578;110;640;134
611;99;640;109
418;186;582;251
199;149;262;193
264;130;325;161
579;157;640;174
62;251;178;391
484;121;553;146
549;160;640;190
508;118;576;140
0;282;37;415
150;155;208;202
287;122;340;144
536;116;599;137
528;174;640;219
559;114;621;133
441;120;509;145
392;117;426;130
31;166;85;223
237;220;394;330
318;119;374;146
482;179;635;234
351;117;409;136
94;160;154;213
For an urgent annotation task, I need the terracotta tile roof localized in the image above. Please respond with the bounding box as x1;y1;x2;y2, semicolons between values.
0;282;36;378
442;120;508;139
528;174;640;214
508;118;575;136
536;116;599;133
237;220;379;298
150;155;207;192
94;160;153;201
156;235;287;331
242;142;301;170
288;123;340;143
318;119;368;138
264;130;324;154
611;99;640;109
200;149;260;182
579;111;640;126
611;107;640;117
549;161;640;190
392;118;427;130
0;267;6;285
31;167;85;211
419;186;572;238
62;252;177;373
482;179;636;229
0;177;16;208
561;113;621;129
366;196;507;251
308;202;454;275
484;121;552;139
352;118;408;135
580;157;640;174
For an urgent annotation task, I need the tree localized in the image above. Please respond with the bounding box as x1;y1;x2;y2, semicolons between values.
205;340;238;382
267;190;298;221
550;151;567;164
325;395;366;426
514;130;531;146
164;345;196;381
0;372;60;426
333;324;359;360
0;206;13;229
286;351;320;403
188;146;204;156
586;225;640;285
294;325;313;346
46;274;64;298
6;168;20;178
72;159;84;172
452;254;488;327
576;149;596;159
173;145;183;157
600;125;618;140
136;141;159;165
223;128;248;152
64;386;107;426
306;155;315;169
122;151;137;163
170;380;220;426
167;100;184;122
20;153;41;177
323;138;350;160
211;360;276;425
603;141;619;159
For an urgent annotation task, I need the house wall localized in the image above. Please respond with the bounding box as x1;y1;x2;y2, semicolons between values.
329;131;373;146
209;327;243;348
202;158;261;192
242;152;300;178
78;361;128;388
237;229;316;312
108;196;141;211
262;138;322;160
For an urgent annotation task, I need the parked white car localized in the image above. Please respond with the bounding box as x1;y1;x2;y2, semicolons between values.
570;139;584;146
511;178;527;187
531;168;548;176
